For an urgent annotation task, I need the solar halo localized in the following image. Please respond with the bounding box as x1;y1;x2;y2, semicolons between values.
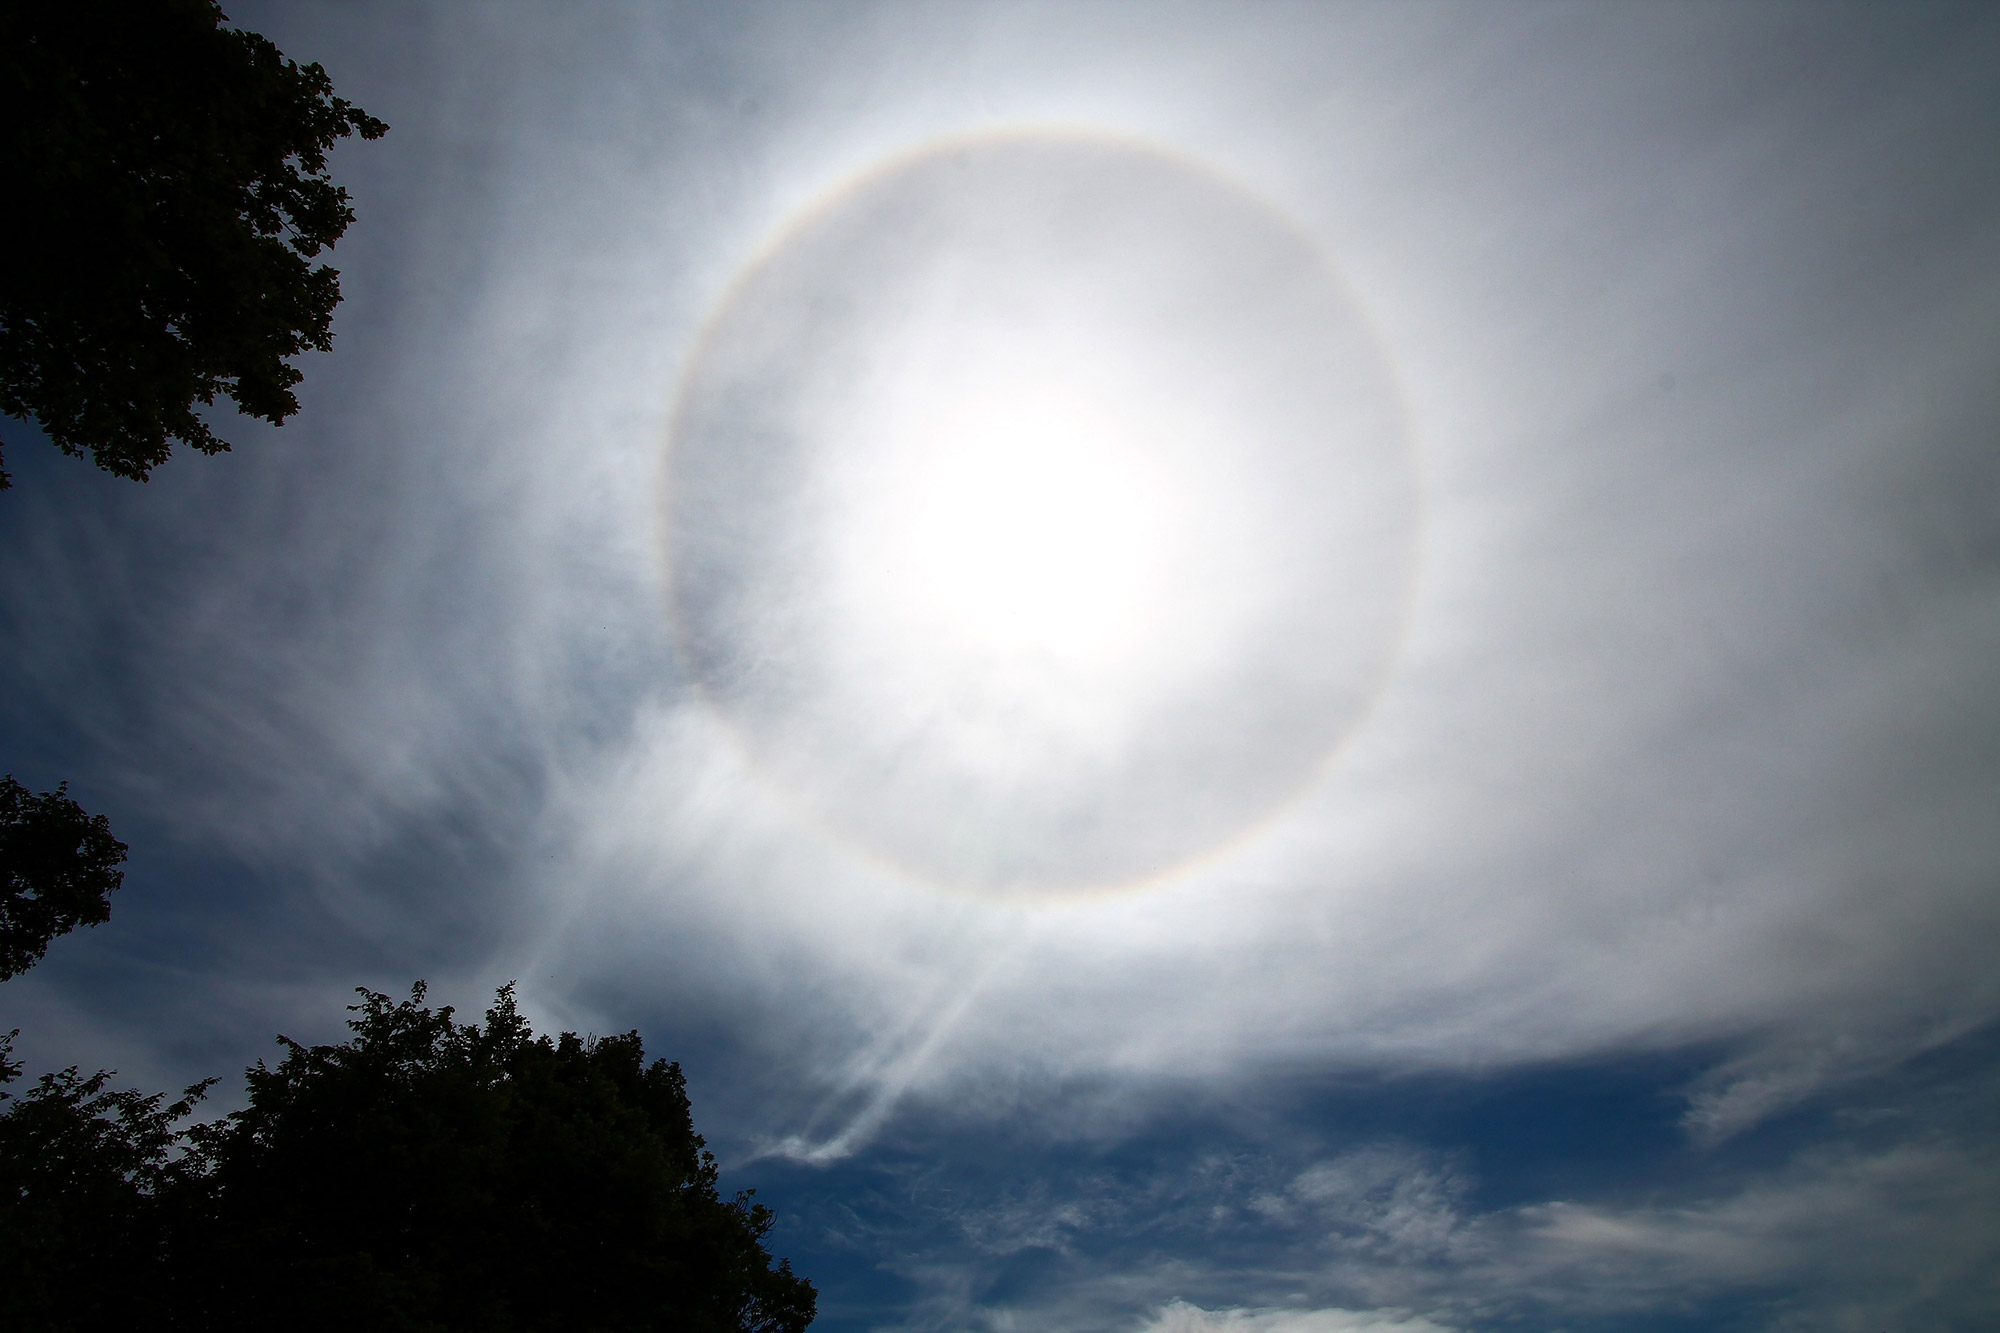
663;127;1419;896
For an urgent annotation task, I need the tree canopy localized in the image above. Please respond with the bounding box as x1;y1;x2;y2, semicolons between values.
0;0;387;488
0;1062;213;1329
0;777;128;981
0;983;816;1332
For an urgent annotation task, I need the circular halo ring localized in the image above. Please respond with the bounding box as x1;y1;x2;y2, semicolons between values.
660;124;1423;900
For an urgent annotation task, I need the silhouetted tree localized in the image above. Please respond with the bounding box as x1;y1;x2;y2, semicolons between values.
0;0;387;488
0;1064;214;1331
0;983;816;1331
0;777;128;981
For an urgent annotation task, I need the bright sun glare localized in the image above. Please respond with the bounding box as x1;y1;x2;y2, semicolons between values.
836;343;1172;674
666;130;1415;893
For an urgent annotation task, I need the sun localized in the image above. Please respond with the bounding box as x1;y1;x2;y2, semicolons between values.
665;128;1416;894
830;331;1177;676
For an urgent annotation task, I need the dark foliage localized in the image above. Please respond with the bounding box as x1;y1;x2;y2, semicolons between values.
0;0;387;487
0;984;816;1332
0;777;128;981
0;1065;214;1330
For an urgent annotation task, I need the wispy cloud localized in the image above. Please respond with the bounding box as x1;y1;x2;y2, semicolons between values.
816;1098;2000;1332
3;5;1996;1329
1139;1303;1456;1333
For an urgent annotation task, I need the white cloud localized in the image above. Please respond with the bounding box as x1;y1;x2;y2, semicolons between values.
842;1108;2000;1333
5;16;1997;1331
1139;1302;1456;1333
1281;1146;1468;1261
6;3;1973;1150
1469;1135;2000;1329
470;0;2000;1160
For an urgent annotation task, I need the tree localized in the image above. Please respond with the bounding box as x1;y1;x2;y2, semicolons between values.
0;777;128;981
0;1064;215;1331
0;0;387;488
0;983;817;1332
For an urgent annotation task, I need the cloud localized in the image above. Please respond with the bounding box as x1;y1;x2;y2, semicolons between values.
469;3;2000;1164
1139;1302;1456;1333
1677;1021;1980;1145
4;7;1997;1327
1279;1148;1468;1262
1476;1139;2000;1329
2;0;1984;1142
808;1090;2000;1332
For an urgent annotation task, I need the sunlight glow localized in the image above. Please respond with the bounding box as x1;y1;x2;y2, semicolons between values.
834;342;1174;674
665;129;1416;893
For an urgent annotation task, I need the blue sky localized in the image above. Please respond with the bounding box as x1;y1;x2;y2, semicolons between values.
4;3;1999;1329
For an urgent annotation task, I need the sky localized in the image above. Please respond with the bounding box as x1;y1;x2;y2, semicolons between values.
4;2;1999;1329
